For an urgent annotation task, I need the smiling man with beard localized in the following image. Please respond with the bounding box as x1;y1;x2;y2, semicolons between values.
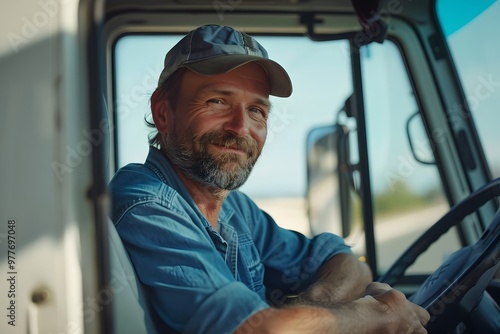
158;66;264;193
108;24;429;334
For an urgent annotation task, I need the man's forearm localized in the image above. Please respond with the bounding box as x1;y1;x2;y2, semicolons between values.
236;304;375;334
235;306;337;334
293;253;373;305
235;283;430;334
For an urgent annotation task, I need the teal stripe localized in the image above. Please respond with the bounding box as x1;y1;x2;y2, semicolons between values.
436;0;497;36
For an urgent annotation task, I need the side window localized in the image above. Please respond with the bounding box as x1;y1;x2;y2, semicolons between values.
361;41;461;274
114;36;175;167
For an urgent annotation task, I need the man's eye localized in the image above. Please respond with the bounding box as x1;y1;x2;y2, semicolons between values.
250;107;268;118
207;99;229;110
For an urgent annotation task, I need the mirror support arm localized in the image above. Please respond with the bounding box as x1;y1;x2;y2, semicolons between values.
350;40;378;276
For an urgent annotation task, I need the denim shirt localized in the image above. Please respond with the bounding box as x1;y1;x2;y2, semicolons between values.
108;147;352;334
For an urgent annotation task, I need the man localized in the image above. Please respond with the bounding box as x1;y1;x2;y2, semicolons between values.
109;24;429;333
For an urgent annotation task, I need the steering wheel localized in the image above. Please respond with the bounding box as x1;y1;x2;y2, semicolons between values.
378;178;500;333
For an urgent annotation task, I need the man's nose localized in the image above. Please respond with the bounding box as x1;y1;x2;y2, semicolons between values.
222;106;250;137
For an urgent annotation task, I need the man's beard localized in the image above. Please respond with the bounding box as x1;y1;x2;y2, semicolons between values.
161;129;262;191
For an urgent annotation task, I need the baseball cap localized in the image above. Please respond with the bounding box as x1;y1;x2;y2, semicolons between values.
157;25;293;97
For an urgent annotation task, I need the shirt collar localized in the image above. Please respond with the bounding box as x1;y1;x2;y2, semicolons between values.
144;146;235;225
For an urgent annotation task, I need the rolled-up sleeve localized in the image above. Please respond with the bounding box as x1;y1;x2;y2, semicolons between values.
184;282;268;334
259;213;352;296
115;201;269;334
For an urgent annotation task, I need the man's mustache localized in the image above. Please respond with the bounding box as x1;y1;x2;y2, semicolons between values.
200;131;260;156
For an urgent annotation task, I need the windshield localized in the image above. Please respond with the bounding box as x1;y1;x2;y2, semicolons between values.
436;0;500;179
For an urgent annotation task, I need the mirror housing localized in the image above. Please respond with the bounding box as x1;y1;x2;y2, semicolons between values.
306;124;352;238
351;0;388;44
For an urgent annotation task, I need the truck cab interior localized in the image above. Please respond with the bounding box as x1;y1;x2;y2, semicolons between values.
1;0;499;333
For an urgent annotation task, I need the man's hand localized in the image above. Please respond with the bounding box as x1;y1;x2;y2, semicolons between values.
352;282;430;334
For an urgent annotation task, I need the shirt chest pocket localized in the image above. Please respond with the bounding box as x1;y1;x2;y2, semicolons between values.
238;237;265;293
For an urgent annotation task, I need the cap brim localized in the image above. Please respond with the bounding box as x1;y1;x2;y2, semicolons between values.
184;55;292;98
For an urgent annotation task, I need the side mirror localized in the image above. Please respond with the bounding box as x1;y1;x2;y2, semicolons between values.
406;111;435;165
306;124;352;238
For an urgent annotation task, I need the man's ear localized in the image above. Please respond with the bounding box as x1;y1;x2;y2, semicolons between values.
151;89;171;133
